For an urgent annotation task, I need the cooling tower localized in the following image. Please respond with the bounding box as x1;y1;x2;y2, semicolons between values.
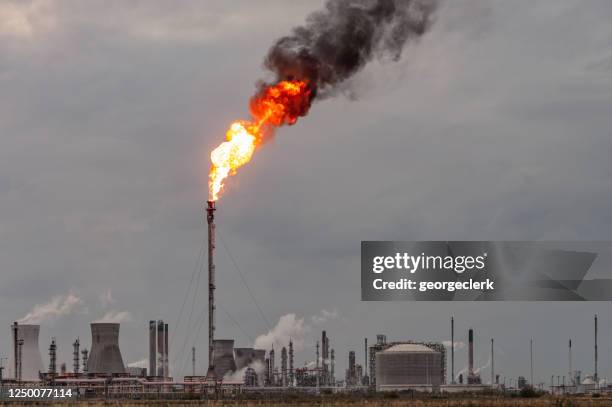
235;348;257;370
212;339;236;379
86;323;125;374
11;323;44;381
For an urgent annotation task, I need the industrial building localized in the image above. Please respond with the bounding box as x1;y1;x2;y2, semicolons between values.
86;323;126;374
212;339;237;379
11;322;44;381
368;334;446;390
375;343;444;391
149;320;169;377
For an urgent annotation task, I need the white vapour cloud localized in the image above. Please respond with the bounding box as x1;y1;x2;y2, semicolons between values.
94;310;131;323
311;308;339;325
457;357;492;382
99;289;115;308
223;360;265;383
18;292;83;324
127;358;148;368
442;340;466;350
0;0;57;38
253;313;307;351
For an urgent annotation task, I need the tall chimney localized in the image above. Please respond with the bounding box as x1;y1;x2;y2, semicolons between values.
568;339;572;385
468;328;474;378
81;349;88;374
12;322;18;382
289;339;294;386
205;200;216;380
49;338;57;376
594;314;598;383
451;317;455;384
281;346;288;387
73;338;80;374
149;321;156;377
364;338;368;378
192;346;196;377
530;338;534;386
491;338;494;386
330;348;335;385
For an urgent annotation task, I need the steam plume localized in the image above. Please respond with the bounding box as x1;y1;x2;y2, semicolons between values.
253;313;306;351
262;0;437;102
94;310;131;323
18;292;83;324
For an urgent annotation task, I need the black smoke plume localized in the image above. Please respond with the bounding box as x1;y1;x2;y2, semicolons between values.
263;0;437;100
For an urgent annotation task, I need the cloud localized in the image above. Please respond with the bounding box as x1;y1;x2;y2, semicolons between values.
442;340;466;350
18;291;83;324
311;308;339;325
99;289;115;308
253;313;307;351
223;359;265;383
93;310;131;323
127;358;148;368
0;0;56;38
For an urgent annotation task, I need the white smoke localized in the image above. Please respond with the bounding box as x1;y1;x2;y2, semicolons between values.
311;308;339;325
127;358;148;368
457;357;492;382
94;310;131;323
253;313;307;351
223;360;265;383
442;340;466;350
99;289;115;308
18;291;83;324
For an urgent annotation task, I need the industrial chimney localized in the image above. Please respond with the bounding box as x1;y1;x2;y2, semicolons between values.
11;322;44;381
468;328;474;379
149;320;169;377
594;314;598;383
205;200;216;380
86;323;126;374
451;316;455;384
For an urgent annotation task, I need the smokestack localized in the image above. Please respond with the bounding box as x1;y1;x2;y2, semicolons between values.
569;339;572;385
530;338;534;386
81;349;88;374
192;346;196;377
281;346;288;387
12;322;18;381
364;338;368;378
491;338;494;386
289;339;294;386
73;338;80;374
17;339;23;382
330;348;335;385
205;200;216;380
269;346;275;386
451;316;455;384
48;338;57;376
594;314;598;383
468;328;474;378
154;320;169;377
149;321;156;377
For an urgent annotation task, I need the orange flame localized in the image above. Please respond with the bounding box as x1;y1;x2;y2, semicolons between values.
208;80;311;201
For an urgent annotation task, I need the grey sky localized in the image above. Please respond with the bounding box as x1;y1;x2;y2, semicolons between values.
1;0;611;384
